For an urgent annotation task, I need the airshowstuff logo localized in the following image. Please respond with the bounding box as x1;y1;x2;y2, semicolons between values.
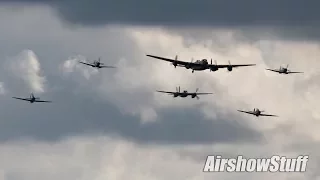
203;155;308;172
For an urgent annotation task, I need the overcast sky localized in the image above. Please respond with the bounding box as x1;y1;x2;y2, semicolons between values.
0;1;319;180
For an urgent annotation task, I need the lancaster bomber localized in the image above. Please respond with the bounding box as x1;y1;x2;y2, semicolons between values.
266;64;303;74
12;93;52;103
79;57;116;69
156;86;213;99
146;54;256;73
237;108;277;117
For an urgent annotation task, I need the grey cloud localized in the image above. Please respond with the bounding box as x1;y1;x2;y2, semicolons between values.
0;6;260;145
0;92;260;144
1;0;320;41
3;0;318;27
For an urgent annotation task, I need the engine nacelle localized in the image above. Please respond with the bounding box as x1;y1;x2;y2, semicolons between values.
185;63;191;69
191;94;196;98
173;93;179;97
210;66;218;71
227;66;233;71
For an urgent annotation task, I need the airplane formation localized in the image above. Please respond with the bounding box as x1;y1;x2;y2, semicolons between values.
12;55;304;118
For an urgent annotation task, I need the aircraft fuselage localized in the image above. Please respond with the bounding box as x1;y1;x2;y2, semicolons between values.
279;68;288;74
253;109;261;116
184;59;211;72
179;94;188;97
173;91;189;98
187;60;207;68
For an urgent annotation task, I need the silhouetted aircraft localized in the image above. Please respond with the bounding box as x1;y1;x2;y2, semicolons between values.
237;108;277;117
266;64;303;74
156;86;213;99
146;54;255;73
79;57;116;69
12;93;52;103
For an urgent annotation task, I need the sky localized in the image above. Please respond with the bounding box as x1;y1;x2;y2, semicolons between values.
0;1;319;180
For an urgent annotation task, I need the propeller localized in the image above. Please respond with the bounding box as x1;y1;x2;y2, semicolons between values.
285;64;289;72
195;88;200;100
210;59;218;72
98;57;104;64
173;55;178;68
175;86;180;93
227;60;233;72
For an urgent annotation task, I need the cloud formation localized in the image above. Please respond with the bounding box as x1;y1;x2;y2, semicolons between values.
1;0;319;26
2;0;320;41
0;4;319;180
8;50;46;93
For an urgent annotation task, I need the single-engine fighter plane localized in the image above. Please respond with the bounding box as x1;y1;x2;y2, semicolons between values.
12;93;52;103
266;64;303;74
146;54;256;73
237;108;277;117
79;57;116;69
156;86;213;99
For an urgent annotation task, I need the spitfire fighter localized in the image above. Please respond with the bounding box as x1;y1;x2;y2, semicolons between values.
12;93;52;103
237;108;277;117
79;57;116;69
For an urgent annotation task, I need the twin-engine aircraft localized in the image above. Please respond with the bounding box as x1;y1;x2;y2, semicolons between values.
146;54;255;73
156;86;213;99
79;57;116;69
237;108;277;117
12;93;52;103
266;64;303;74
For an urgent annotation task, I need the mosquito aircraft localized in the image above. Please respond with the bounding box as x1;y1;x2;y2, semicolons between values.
156;86;213;99
237;108;277;117
79;57;116;69
12;93;52;103
146;54;256;73
266;64;303;74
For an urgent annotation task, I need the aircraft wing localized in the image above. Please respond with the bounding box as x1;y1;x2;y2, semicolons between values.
195;93;213;95
34;100;52;103
146;55;190;66
100;65;116;68
265;68;280;73
237;110;255;115
259;113;278;117
287;71;303;74
210;64;256;68
79;61;95;67
12;97;31;101
156;90;175;94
